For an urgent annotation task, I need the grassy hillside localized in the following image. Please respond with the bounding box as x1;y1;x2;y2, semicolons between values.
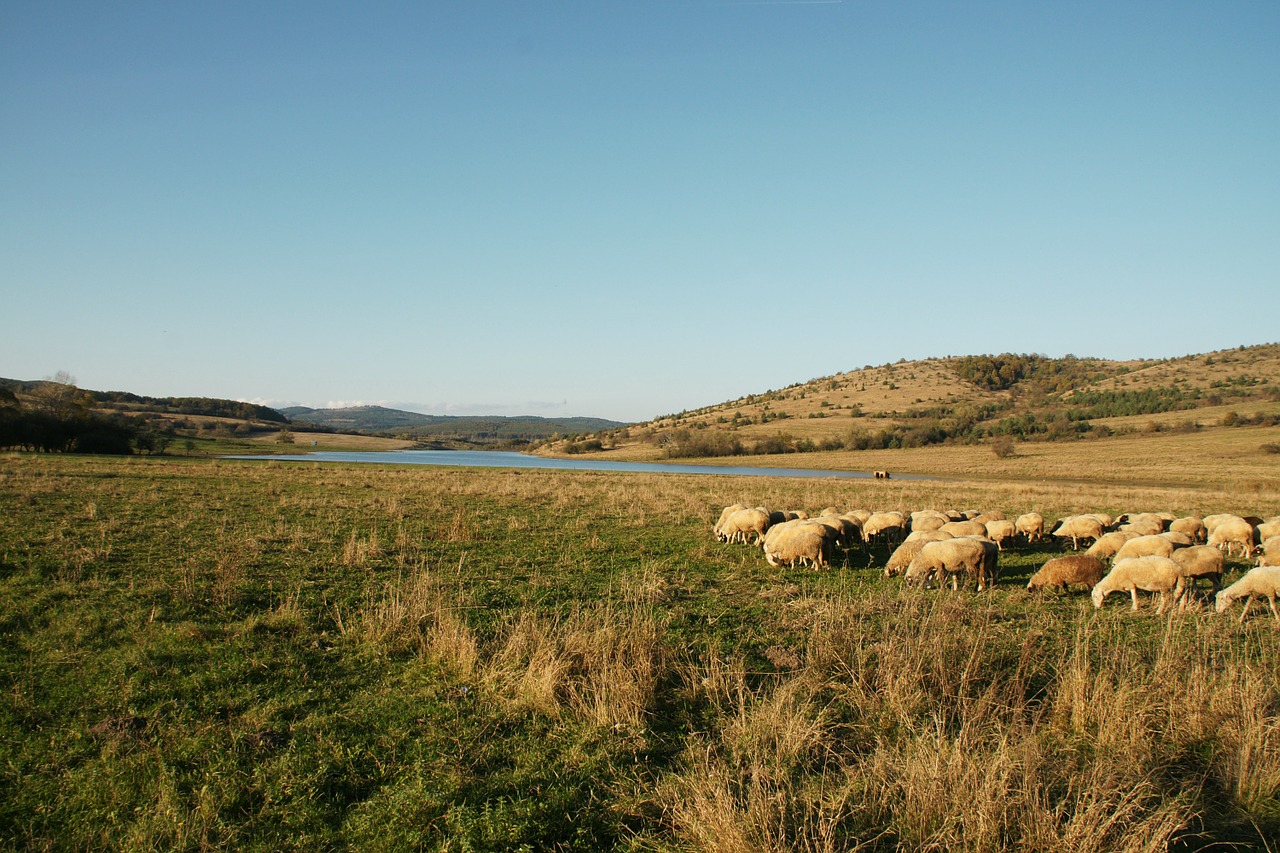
2;452;1277;850
538;343;1280;463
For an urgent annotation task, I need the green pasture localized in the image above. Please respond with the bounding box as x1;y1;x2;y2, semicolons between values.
1;454;1276;851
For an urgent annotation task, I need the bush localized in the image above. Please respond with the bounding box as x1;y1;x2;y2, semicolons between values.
1262;443;1280;455
991;436;1016;458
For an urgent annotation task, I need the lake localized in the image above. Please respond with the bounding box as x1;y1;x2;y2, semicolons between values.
227;450;913;480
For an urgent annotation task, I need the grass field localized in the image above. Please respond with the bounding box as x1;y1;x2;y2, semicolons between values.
2;451;1278;851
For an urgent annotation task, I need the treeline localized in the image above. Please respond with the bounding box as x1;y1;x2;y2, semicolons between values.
93;392;287;423
1063;387;1199;421
952;354;1120;393
0;407;161;455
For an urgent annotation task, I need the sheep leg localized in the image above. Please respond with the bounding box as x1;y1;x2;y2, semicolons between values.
1268;594;1279;624
1130;588;1140;611
1239;596;1252;623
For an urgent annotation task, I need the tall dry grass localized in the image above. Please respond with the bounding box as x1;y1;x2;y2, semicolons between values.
653;590;1279;852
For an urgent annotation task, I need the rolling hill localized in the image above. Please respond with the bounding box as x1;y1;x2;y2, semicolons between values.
535;343;1280;460
282;405;624;445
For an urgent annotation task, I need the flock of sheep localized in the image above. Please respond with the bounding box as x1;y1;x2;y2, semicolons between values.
712;504;1280;622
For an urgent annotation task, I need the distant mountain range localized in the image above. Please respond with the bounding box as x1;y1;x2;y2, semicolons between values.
281;405;625;442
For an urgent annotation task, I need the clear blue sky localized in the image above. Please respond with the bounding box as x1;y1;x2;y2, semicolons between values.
3;2;1277;423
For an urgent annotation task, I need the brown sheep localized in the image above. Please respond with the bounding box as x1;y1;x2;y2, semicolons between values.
1027;554;1106;594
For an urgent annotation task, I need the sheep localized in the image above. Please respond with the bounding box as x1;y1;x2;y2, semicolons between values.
1170;545;1225;605
1083;512;1115;530
939;519;986;538
1255;535;1280;567
984;519;1017;550
1015;512;1045;543
1169;516;1206;543
1158;531;1194;549
1214;566;1280;623
762;521;833;570
718;507;772;546
971;510;1006;524
1255;520;1280;544
1085;531;1141;562
1112;534;1176;564
1091;556;1185;615
844;509;871;525
1027;554;1106;594
910;510;950;533
811;515;860;549
1050;515;1104;550
903;537;992;591
863;511;908;546
819;506;841;517
1118;517;1165;537
713;504;748;541
1207;516;1257;559
884;531;951;578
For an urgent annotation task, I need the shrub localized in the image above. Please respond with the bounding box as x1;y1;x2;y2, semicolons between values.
991;436;1016;458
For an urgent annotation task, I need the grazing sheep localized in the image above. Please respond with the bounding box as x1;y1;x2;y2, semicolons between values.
984;519;1017;550
713;504;748;541
1158;531;1194;549
1169;516;1206;543
939;519;986;538
1015;512;1045;543
1091;556;1185;615
1207;517;1257;559
1051;515;1105;550
971;510;1006;524
1112;534;1176;564
763;521;833;570
718;508;772;546
1027;555;1106;594
811;515;860;549
1255;536;1280;567
1171;545;1226;605
910;510;950;533
1203;513;1244;536
1255;520;1280;544
1214;566;1280;623
1119;517;1165;537
843;509;870;525
884;532;951;578
819;506;841;517
863;511;908;545
1083;512;1115;530
904;537;992;591
1085;531;1141;562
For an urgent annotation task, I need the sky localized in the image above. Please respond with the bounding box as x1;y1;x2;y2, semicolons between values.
2;1;1277;424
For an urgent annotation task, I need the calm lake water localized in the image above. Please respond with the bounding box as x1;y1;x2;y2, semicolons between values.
227;450;911;480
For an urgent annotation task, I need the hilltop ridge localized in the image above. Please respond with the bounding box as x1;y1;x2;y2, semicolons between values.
536;343;1280;461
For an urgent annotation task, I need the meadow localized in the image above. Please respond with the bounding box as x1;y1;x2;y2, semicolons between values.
1;451;1278;851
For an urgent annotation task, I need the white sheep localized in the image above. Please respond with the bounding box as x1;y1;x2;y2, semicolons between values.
910;510;950;533
939;519;986;538
1091;556;1185;615
884;532;951;578
904;537;993;591
1207;516;1256;559
712;504;748;541
1051;515;1105;550
1085;531;1140;562
1170;545;1225;606
1214;566;1280;623
1015;512;1045;543
863;511;908;545
1112;534;1176;564
718;507;772;546
1254;535;1280;567
762;521;833;570
984;519;1017;550
1169;516;1206;543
